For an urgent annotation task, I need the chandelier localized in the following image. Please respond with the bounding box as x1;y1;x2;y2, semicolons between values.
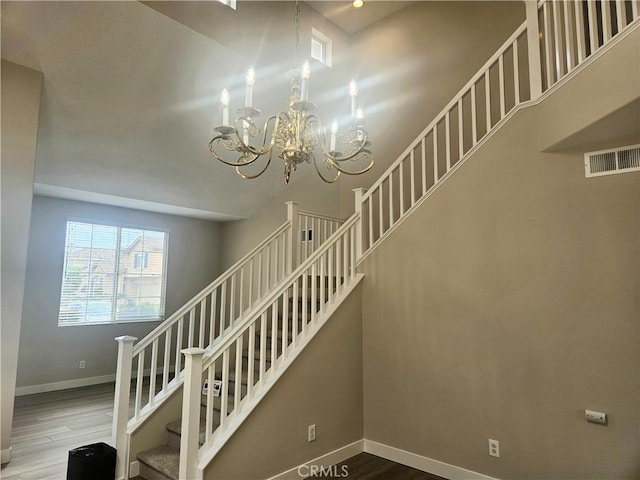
208;1;373;184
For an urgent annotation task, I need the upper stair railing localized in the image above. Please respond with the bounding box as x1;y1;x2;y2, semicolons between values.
112;203;343;479
356;0;639;260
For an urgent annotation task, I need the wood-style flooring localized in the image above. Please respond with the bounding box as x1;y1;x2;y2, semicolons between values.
2;383;447;480
325;453;446;480
1;383;115;480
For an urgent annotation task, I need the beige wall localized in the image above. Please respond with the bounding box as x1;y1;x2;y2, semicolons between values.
339;1;525;217
16;196;223;388
360;31;640;478
0;60;42;462
204;283;363;479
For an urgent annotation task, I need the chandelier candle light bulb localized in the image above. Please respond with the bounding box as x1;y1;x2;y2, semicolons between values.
221;88;230;126
349;80;358;117
301;61;310;101
330;119;338;152
245;67;256;108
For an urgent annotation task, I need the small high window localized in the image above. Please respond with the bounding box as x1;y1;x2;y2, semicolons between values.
311;28;332;67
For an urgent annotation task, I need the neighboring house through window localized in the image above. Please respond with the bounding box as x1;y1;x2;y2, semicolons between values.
58;220;169;326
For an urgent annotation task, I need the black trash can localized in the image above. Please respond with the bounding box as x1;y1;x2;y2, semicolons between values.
67;442;116;480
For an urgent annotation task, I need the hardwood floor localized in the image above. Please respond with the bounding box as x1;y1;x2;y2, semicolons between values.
324;453;446;480
1;383;115;480
1;384;447;480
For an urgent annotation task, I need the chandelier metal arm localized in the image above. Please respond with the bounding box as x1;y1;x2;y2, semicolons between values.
208;134;260;167
235;149;274;179
312;154;341;183
235;115;281;156
308;114;371;163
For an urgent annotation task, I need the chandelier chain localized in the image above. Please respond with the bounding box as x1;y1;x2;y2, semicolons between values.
294;0;300;65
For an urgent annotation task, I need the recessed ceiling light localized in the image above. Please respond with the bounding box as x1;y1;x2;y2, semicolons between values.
353;0;364;8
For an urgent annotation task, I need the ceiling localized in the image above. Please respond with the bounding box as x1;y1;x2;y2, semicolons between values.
306;1;416;34
1;1;413;221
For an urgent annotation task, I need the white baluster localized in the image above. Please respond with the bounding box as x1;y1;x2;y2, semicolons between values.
410;150;416;206
433;125;439;183
199;301;206;347
421;137;427;195
399;160;405;215
235;334;243;411
575;1;586;63
247;322;256;397
458;97;465;159
587;1;598;54
513;39;521;104
471;84;478;144
498;55;506;118
445;111;451;171
163;328;171;390
551;0;564;79
353;188;365;260
483;71;491;132
601;0;612;43
149;339;158;406
563;1;575;71
134;350;144;417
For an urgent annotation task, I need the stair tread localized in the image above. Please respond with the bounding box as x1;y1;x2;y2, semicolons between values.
137;444;179;480
166;418;207;445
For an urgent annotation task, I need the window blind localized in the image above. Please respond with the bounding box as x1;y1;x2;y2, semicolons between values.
58;221;168;326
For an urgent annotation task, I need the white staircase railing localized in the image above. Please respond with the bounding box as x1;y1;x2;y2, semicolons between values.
112;204;343;479
179;214;361;479
357;0;639;260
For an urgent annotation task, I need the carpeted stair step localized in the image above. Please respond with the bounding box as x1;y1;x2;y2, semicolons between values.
137;444;179;480
166;417;208;449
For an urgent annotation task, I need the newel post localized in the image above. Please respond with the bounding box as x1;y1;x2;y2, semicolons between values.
180;348;206;480
525;0;543;100
113;335;137;480
286;201;299;273
353;188;366;261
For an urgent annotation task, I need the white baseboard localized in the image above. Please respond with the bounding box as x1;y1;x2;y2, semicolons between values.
364;439;499;480
14;374;116;396
266;438;498;480
266;439;364;480
1;446;12;464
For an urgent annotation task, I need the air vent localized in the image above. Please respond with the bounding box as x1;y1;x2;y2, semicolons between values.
585;144;640;178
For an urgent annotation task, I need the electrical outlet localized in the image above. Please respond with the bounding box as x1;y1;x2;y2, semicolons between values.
79;360;86;369
585;409;607;425
488;439;500;458
308;424;316;442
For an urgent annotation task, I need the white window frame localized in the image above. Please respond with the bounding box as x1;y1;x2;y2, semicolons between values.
218;0;236;10
311;28;332;67
58;219;170;327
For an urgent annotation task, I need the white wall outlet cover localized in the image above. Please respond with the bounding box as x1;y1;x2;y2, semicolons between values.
585;409;607;425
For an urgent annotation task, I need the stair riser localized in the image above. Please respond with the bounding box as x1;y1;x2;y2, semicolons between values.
139;461;175;480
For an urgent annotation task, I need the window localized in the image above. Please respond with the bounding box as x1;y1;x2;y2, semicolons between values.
217;0;236;9
134;252;149;269
311;28;332;67
58;220;169;326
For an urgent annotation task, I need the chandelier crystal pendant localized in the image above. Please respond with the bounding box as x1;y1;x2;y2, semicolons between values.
208;3;374;184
